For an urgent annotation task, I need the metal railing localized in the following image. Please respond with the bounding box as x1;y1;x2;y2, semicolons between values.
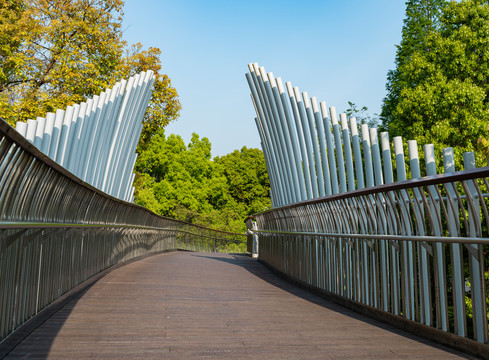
0;118;246;343
245;63;489;353
250;166;489;346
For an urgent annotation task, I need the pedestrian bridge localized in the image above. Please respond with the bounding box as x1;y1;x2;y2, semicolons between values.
1;251;475;359
2;62;489;359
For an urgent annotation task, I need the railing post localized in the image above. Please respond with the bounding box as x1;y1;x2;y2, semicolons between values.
424;144;448;332
443;147;466;338
252;221;259;258
408;140;432;326
463;152;488;343
393;136;415;321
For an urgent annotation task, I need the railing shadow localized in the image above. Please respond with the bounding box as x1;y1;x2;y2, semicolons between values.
1;275;99;358
194;253;473;358
2;251;473;358
0;249;175;359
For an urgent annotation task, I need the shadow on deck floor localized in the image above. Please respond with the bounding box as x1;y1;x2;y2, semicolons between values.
3;251;477;359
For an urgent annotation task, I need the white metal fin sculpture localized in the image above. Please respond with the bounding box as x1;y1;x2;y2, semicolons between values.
15;71;155;202
246;63;482;208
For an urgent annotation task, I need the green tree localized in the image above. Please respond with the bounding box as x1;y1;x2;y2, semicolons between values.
134;129;271;233
214;147;271;215
381;0;447;131
0;0;180;148
0;0;25;92
0;0;125;121
118;43;181;150
389;0;489;165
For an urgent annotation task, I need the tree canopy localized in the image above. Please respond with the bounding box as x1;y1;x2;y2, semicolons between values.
134;129;271;233
0;0;181;148
382;0;489;166
381;0;447;132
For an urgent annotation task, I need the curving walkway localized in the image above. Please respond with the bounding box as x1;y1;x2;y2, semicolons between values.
5;252;475;359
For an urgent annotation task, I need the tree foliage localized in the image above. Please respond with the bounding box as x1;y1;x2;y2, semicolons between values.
118;43;181;151
382;0;489;166
381;0;447;132
345;101;379;131
0;0;181;148
134;129;271;233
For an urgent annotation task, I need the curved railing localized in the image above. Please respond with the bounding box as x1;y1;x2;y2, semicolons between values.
245;63;489;356
250;166;489;352
0;119;245;343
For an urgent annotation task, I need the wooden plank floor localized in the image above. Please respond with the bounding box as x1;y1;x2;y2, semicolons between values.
5;252;475;359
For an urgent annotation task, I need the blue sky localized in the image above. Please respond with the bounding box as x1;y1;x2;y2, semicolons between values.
122;0;407;157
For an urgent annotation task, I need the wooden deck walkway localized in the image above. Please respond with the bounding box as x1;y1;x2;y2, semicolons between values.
5;252;475;359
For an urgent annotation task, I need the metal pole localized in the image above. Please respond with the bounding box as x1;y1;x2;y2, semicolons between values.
287;82;314;200
330;107;346;193
268;73;301;203
408;140;431;326
48;109;65;160
252;220;259;258
303;93;325;197
260;67;295;204
340;113;355;192
293;87;319;198
381;132;399;315
463;151;487;343
247;67;286;205
254;65;291;205
248;83;282;207
56;105;76;166
393;136;415;320
277;78;307;201
312;98;331;196
320;102;338;194
424;144;447;331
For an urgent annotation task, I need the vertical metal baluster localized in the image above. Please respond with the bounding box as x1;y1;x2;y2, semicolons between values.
424;144;448;331
339;115;355;298
393;136;415;320
381;132;399;315
408;140;431;326
350;118;365;302
443;147;466;337
361;124;375;307
463;152;487;343
371;128;388;311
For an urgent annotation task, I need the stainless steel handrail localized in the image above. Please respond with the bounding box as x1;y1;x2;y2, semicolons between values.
250;167;489;345
0;118;246;343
